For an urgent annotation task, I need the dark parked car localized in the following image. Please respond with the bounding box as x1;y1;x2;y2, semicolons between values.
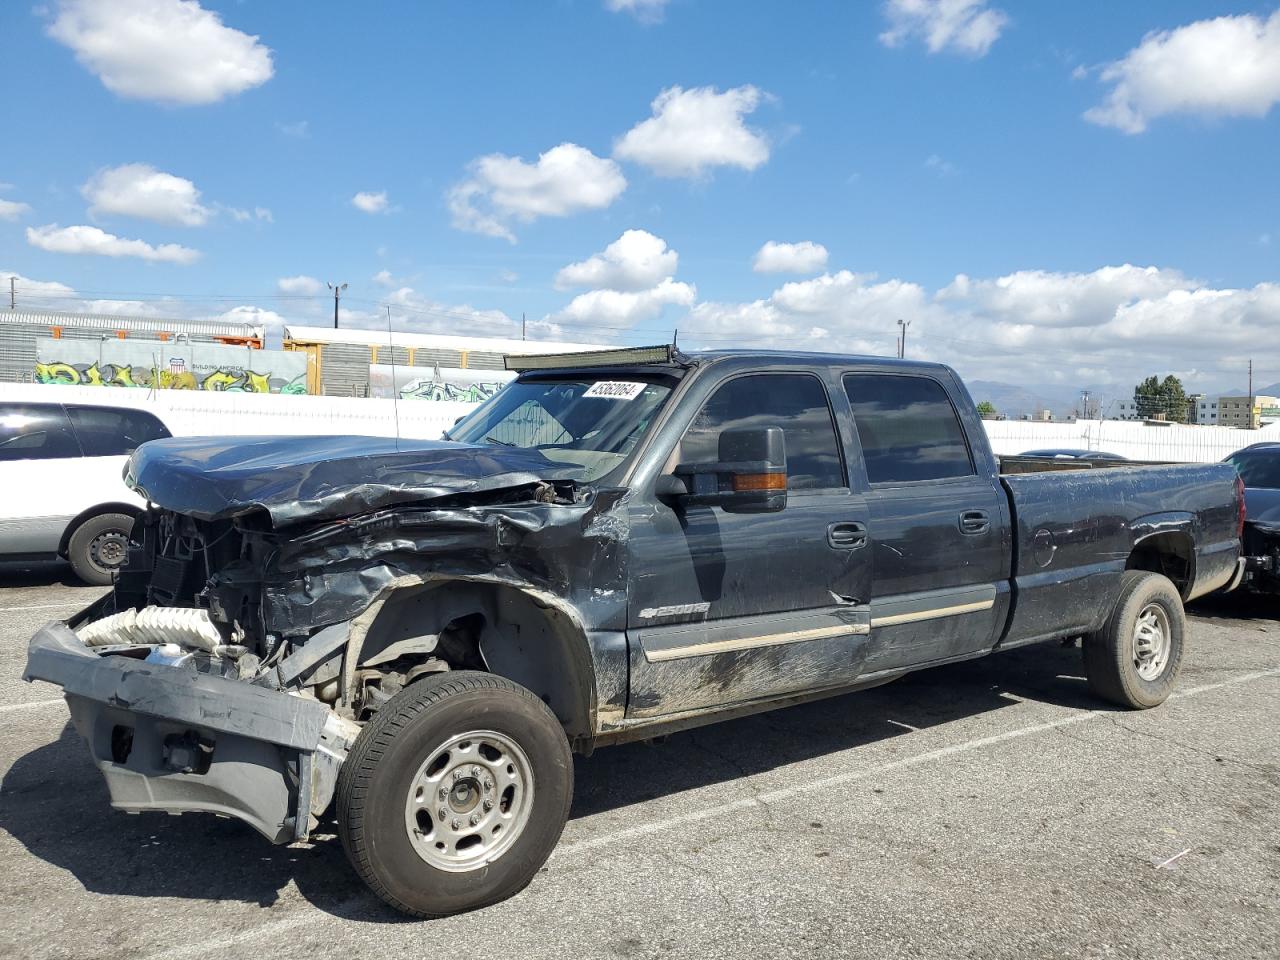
1018;448;1128;460
1225;442;1280;593
26;347;1243;918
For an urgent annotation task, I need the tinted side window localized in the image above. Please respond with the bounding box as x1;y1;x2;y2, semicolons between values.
844;374;974;484
0;404;82;462
1229;451;1280;489
679;373;844;490
68;407;171;457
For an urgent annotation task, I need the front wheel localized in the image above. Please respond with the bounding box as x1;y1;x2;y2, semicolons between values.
66;512;135;586
336;671;573;918
1084;571;1186;708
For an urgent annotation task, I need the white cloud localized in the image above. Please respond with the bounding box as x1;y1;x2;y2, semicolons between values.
380;285;522;338
1084;12;1280;134
0;198;32;221
82;163;210;226
752;240;828;274
880;0;1008;57
1;268;164;316
46;0;274;106
556;229;678;291
937;264;1190;328
614;85;771;178
26;223;200;264
352;191;390;214
277;275;324;295
448;143;627;241
924;154;958;177
373;269;395;287
276;119;309;138
555;278;696;328
228;206;272;223
686;271;934;355
604;0;668;24
216;304;285;327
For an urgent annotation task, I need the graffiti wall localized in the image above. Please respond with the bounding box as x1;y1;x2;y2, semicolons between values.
368;363;514;402
35;339;310;394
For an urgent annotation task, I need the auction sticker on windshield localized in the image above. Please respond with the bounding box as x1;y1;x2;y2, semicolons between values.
584;381;647;400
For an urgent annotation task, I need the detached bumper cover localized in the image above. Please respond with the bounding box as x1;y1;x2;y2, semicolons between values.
23;622;333;843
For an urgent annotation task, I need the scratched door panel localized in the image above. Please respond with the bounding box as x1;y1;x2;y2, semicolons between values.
624;490;872;717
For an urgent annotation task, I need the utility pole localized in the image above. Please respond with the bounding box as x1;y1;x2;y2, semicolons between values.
9;276;15;310
1248;358;1254;428
327;281;347;329
896;318;911;359
521;312;526;341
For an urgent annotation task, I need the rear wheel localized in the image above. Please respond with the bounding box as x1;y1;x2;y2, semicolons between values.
1084;571;1185;708
336;671;573;918
66;512;134;586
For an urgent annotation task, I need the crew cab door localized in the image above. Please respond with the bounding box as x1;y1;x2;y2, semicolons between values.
840;371;1010;673
625;369;873;718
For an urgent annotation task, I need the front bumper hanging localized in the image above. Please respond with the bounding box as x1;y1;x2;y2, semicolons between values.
23;621;343;843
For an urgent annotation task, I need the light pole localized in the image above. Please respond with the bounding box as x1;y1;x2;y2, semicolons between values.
896;318;911;359
327;281;348;329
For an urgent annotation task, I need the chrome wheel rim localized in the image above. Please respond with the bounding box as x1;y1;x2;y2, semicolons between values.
1133;603;1172;681
403;729;534;872
89;530;128;572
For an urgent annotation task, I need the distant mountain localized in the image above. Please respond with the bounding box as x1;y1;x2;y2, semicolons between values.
1213;381;1280;399
965;380;1085;419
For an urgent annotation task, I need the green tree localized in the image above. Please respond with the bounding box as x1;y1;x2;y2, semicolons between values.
1160;375;1188;424
1133;374;1188;422
976;400;997;419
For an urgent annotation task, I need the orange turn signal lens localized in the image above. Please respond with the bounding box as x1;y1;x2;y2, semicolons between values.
732;472;786;492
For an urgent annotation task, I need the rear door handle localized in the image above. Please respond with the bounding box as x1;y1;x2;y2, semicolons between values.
959;510;991;535
828;521;868;550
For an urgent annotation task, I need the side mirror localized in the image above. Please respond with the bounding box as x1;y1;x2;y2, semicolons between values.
661;426;787;513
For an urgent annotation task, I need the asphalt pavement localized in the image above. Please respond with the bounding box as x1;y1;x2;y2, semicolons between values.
1;559;1277;960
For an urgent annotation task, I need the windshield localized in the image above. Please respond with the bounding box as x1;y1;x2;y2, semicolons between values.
448;376;673;481
1228;449;1280;489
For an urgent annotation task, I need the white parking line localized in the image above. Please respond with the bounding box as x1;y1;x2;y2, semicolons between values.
141;664;1280;960
0;698;65;714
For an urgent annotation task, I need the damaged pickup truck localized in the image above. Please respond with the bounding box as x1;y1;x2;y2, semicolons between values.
25;345;1245;918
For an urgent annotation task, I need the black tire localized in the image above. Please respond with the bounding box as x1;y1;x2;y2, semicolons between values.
336;671;573;918
66;512;135;586
1084;571;1186;708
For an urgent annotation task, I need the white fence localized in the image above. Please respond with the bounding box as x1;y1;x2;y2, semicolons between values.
984;418;1279;462
0;383;470;442
3;383;1275;463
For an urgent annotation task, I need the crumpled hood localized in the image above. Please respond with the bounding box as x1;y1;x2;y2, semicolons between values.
125;435;584;525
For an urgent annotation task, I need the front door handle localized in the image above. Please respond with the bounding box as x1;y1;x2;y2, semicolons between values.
828;521;868;550
959;510;991;535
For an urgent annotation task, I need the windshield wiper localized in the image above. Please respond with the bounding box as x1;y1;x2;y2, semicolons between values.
485;436;514;447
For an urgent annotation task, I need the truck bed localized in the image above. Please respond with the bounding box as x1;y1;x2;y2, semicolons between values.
996;461;1241;648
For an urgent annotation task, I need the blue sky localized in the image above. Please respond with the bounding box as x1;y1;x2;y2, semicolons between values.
2;1;1278;406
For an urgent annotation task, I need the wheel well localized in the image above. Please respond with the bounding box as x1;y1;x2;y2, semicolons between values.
1126;532;1194;598
353;581;597;747
57;503;142;557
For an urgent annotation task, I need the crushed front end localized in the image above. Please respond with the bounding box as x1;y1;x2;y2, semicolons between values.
23;508;361;842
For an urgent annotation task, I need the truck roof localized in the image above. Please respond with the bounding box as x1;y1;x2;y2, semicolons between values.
506;342;954;376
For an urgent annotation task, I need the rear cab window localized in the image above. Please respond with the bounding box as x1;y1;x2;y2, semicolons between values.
678;372;846;490
843;373;974;484
0;403;82;462
68;407;171;457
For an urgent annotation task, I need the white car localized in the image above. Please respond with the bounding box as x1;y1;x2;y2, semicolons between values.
0;401;170;584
